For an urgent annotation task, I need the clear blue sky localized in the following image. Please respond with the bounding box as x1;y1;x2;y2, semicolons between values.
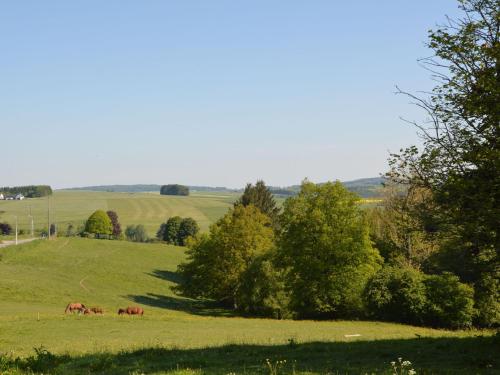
0;1;461;189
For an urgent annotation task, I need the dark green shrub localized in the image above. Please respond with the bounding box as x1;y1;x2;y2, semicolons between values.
125;224;148;243
178;218;199;246
364;265;427;325
474;274;500;327
236;254;290;319
157;217;199;246
0;222;12;235
424;272;475;329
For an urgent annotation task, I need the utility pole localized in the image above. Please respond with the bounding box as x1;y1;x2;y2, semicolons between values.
15;216;18;245
28;206;34;237
47;195;50;239
28;215;34;237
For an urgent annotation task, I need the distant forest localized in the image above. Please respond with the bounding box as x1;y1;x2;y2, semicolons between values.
62;177;385;198
0;185;52;197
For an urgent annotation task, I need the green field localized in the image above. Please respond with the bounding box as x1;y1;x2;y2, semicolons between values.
0;238;496;374
0;191;237;237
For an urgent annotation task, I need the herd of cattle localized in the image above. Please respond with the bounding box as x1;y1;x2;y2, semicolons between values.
64;302;144;316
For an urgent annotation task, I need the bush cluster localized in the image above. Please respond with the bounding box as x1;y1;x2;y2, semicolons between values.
156;217;199;246
0;222;12;235
365;266;475;328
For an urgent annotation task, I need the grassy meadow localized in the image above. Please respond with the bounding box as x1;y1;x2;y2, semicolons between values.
0;190;237;237
0;238;497;374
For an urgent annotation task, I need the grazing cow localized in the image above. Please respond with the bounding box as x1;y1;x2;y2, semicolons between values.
65;302;86;314
90;307;104;314
82;308;93;315
118;306;144;316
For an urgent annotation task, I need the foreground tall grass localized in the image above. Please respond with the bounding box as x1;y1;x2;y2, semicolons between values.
1;336;498;374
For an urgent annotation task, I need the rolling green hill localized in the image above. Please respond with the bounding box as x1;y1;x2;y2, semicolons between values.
0;238;496;374
0;190;237;237
62;177;386;198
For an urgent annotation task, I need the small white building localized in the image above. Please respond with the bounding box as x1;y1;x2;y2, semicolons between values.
15;194;25;200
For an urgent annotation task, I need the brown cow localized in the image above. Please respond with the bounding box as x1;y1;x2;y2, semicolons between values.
118;306;144;316
90;307;104;314
65;302;86;314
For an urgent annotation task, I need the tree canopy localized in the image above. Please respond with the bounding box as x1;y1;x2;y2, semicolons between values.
278;181;382;318
235;180;280;228
157;216;199;246
85;210;112;237
388;0;499;326
177;205;275;308
106;210;122;238
160;184;189;196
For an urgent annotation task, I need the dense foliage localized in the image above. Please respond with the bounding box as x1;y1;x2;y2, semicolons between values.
278;181;382;319
125;224;148;242
0;185;52;197
160;184;189;196
424;273;475;329
236;180;280;229
157;217;199;246
177;205;275;308
387;0;499;326
106;210;122;238
237;252;289;319
365;265;427;325
85;210;112;237
365;266;475;328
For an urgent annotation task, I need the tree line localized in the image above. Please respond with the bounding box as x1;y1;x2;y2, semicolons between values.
0;185;52;197
78;209;199;245
176;0;499;329
160;184;189;196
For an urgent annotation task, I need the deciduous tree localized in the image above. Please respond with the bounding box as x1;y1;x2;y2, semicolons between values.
388;0;499;326
106;210;122;238
177;205;275;308
85;210;112;237
278;181;382;319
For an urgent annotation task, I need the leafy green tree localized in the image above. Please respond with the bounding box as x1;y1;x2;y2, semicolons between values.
388;0;499;326
278;181;382;319
424;273;475;329
163;216;183;245
156;223;167;241
364;265;428;325
236;180;280;229
158;217;199;246
85;210;112;237
366;184;439;267
125;224;148;242
177;205;275;308
106;210;122;238
237;253;289;319
178;218;200;246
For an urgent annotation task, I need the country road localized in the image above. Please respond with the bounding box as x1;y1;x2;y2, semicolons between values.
0;238;40;248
